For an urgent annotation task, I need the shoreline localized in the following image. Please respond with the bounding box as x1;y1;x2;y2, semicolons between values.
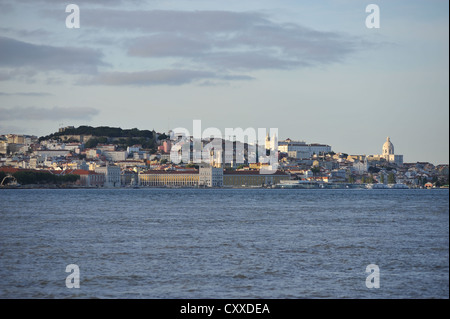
1;184;447;190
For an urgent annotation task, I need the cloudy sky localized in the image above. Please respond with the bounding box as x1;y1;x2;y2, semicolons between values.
0;0;448;164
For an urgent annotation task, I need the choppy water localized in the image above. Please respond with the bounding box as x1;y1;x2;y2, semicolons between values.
0;188;448;298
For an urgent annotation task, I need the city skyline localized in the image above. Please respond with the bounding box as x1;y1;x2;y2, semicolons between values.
0;0;448;165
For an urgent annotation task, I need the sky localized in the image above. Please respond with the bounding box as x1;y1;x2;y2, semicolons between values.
0;0;448;164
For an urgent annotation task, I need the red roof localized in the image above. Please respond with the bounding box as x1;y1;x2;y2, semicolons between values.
72;169;102;175
141;170;199;175
0;167;40;173
0;166;20;173
224;170;288;176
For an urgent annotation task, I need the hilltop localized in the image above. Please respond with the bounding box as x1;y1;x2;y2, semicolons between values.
38;125;168;150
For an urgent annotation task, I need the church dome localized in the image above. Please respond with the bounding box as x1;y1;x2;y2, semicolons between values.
382;137;394;155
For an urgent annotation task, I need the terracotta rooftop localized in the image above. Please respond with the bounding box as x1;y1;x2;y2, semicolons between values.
141;170;199;175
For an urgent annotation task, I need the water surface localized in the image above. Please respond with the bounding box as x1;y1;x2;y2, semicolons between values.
0;188;448;298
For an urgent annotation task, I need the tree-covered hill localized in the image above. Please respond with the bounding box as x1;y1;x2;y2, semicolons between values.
38;126;163;150
39;126;154;141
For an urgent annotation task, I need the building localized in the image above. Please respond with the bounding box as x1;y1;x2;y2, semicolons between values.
352;160;369;174
278;139;332;159
34;149;71;158
121;170;138;186
199;164;223;187
265;132;277;151
97;144;116;152
0;141;7;155
73;169;105;187
381;137;403;166
223;170;289;187
138;170;199;187
95;165;121;187
103;150;127;162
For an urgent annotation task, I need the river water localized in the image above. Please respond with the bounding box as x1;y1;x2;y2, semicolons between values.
0;188;448;298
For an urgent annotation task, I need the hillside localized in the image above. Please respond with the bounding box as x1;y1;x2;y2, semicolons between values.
39;126;163;150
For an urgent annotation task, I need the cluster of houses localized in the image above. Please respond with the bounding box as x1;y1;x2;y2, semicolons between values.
0;133;448;188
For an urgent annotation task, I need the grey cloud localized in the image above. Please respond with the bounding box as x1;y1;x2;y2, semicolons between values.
0;0;127;5
0;27;52;38
128;34;211;57
198;51;305;71
0;36;107;74
114;10;362;71
33;8;366;83
223;24;357;63
0;106;99;121
0;72;12;81
0;2;13;13
0;91;52;96
82;10;267;33
83;69;253;86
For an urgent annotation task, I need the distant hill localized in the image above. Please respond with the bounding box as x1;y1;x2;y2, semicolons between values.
39;126;162;150
39;125;154;140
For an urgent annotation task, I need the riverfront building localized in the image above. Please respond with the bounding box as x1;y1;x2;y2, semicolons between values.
73;169;105;187
139;170;199;187
223;170;289;187
199;164;223;187
138;168;289;188
95;165;121;187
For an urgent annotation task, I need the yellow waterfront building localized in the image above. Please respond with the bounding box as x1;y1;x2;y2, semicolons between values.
139;170;199;187
138;168;290;187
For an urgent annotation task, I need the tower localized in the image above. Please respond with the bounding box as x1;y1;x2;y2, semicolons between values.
382;136;394;156
265;132;270;150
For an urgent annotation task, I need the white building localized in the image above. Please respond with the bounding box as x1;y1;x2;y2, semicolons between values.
199;164;223;187
95;165;121;187
0;141;8;155
381;137;403;166
127;146;141;154
278;139;332;159
34;149;71;158
103;150;127;162
352;160;369;174
86;149;101;159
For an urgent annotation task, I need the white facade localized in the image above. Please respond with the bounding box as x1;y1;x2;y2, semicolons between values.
127;146;140;154
95;165;121;187
352;160;369;173
34;149;71;158
103;151;127;162
381;137;403;166
199;164;223;187
86;149;101;159
278;139;331;158
0;142;8;155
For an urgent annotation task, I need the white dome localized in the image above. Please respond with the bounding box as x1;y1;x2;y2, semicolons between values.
382;137;394;155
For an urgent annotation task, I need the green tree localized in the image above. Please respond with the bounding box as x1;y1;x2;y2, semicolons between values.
311;166;320;176
388;173;396;184
158;133;168;140
380;173;385;184
12;171;80;185
84;138;99;149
